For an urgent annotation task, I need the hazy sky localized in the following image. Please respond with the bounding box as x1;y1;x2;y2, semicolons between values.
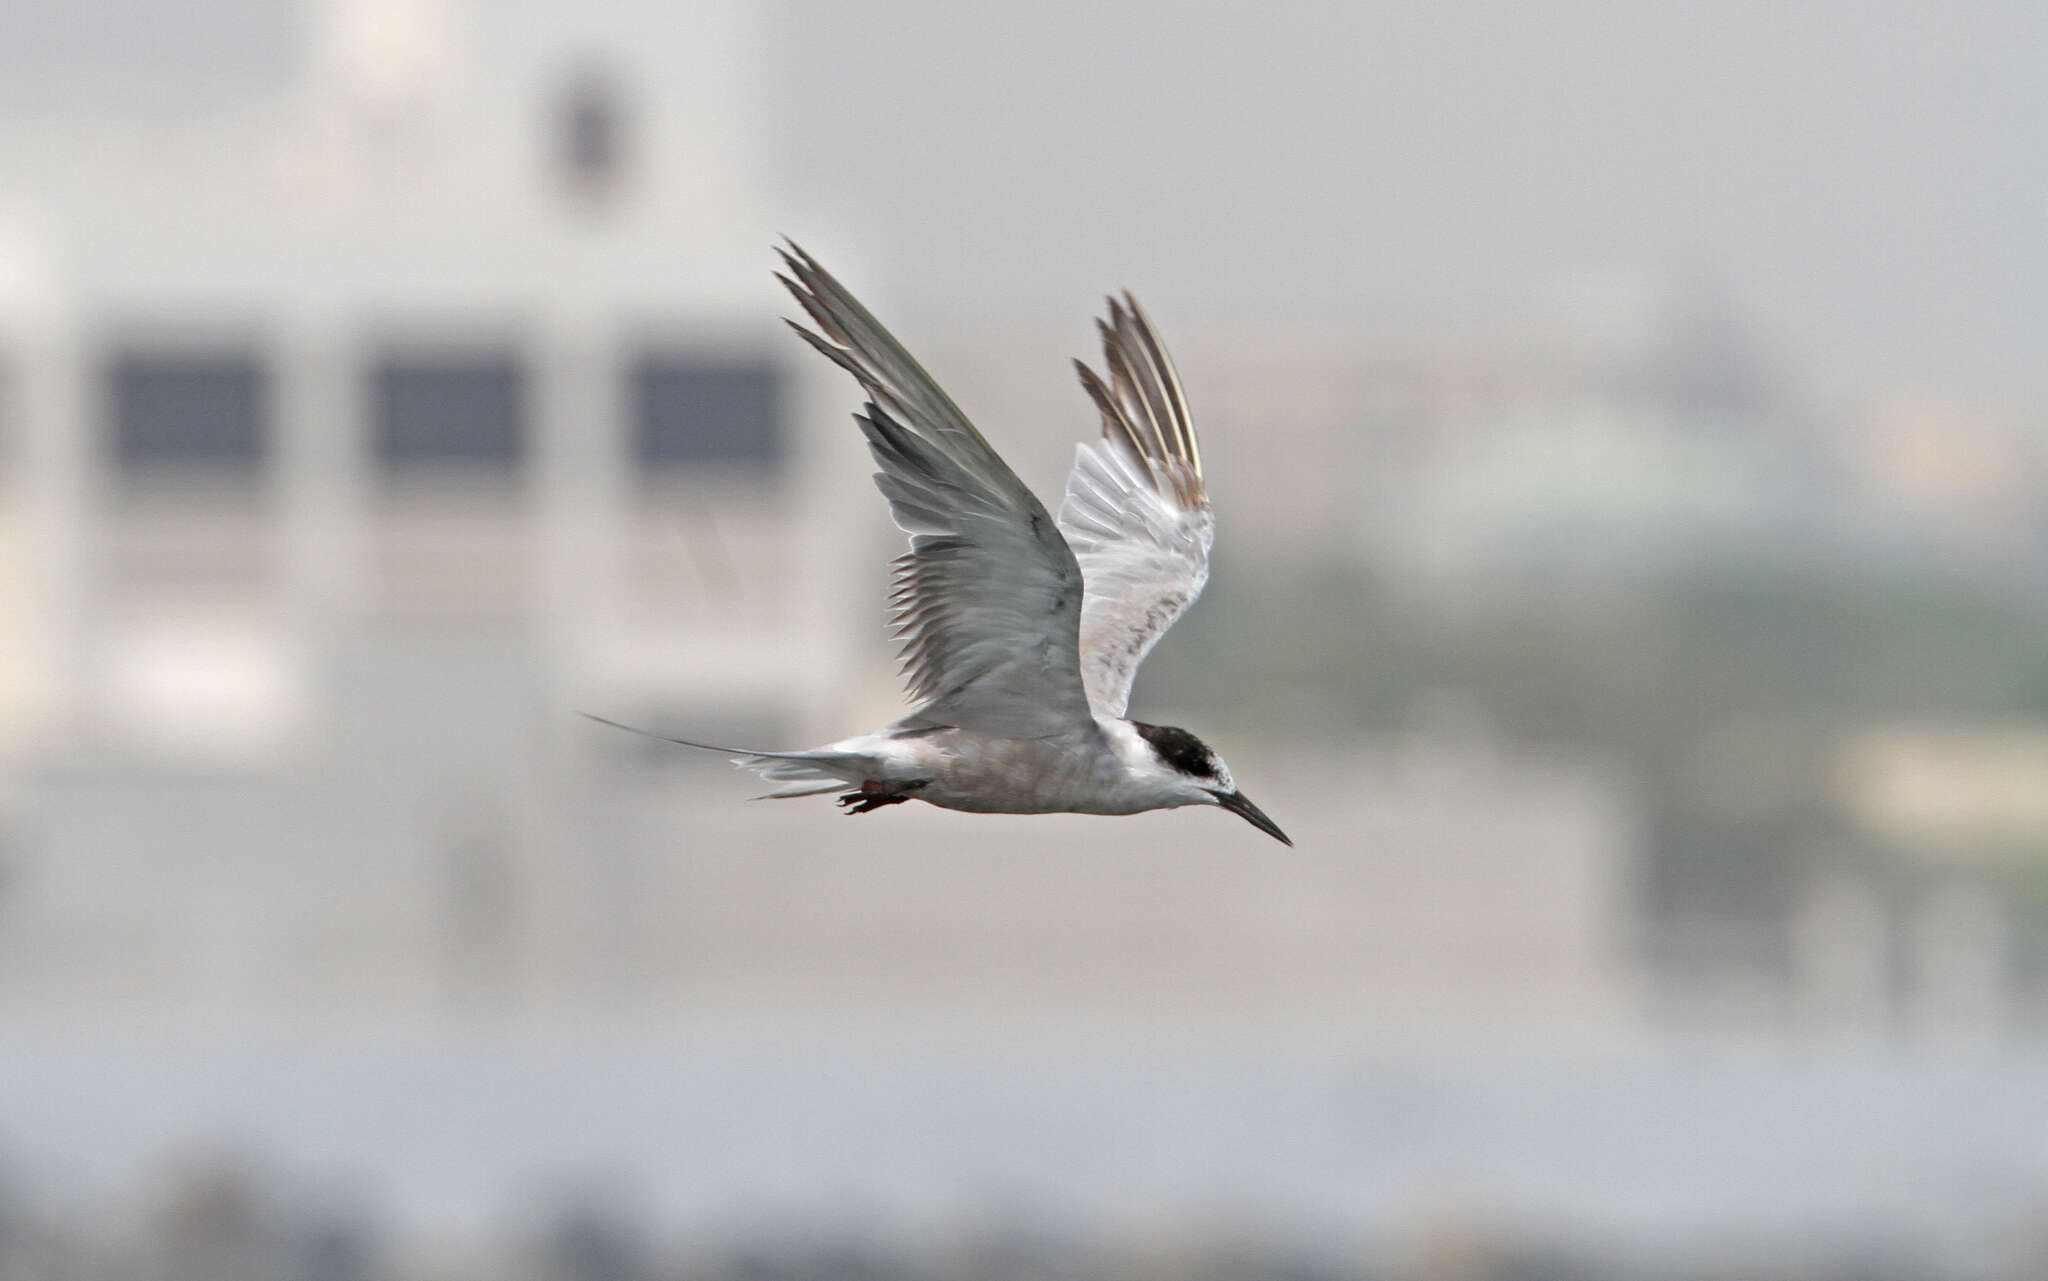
6;0;2043;407
765;0;2048;408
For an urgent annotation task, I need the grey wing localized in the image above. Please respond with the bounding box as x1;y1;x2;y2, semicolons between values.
1056;293;1214;718
778;243;1093;739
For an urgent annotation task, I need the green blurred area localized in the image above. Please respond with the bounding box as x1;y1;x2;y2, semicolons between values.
1156;559;2048;751
1147;557;2048;989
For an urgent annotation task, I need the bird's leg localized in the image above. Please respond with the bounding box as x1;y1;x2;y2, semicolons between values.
836;779;928;814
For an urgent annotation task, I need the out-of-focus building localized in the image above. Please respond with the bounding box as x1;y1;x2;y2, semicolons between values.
0;0;889;1023
1336;273;1832;589
0;0;869;769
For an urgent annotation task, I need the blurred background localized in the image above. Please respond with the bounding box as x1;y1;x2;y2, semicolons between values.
1;0;2046;1277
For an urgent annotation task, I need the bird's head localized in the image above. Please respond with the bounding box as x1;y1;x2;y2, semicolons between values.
1129;721;1291;846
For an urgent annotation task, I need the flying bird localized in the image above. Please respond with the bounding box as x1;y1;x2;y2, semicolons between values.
590;244;1289;846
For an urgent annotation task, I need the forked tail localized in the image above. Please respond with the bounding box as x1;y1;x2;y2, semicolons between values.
578;713;875;799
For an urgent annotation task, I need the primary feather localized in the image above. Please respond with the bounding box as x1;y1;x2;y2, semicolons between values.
1059;294;1214;717
778;243;1094;739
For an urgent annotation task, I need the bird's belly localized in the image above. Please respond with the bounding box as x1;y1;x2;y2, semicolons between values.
896;731;1145;815
925;785;1152;816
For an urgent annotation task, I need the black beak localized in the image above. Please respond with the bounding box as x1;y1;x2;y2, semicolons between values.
1211;788;1292;846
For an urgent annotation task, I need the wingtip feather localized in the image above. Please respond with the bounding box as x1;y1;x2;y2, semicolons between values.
1080;289;1205;509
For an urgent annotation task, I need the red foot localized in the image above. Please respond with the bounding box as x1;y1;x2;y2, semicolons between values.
835;779;927;814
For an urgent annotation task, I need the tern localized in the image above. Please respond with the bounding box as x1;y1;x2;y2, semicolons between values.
591;244;1290;846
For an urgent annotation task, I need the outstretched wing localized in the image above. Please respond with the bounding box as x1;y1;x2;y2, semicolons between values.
778;243;1093;739
1057;293;1214;718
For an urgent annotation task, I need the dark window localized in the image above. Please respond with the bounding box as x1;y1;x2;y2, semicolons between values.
630;355;783;470
559;67;629;204
107;350;268;476
372;352;526;476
